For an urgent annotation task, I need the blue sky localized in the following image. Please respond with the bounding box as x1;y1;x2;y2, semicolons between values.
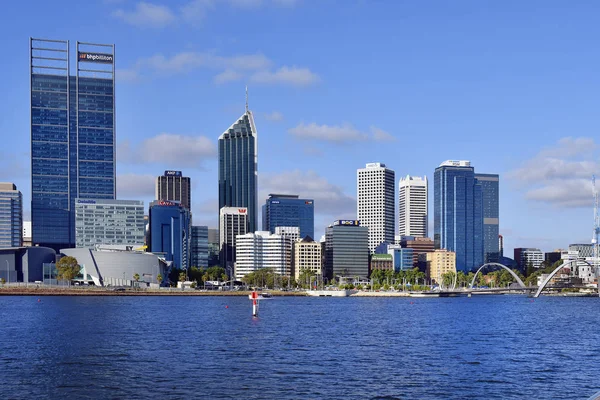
1;0;599;255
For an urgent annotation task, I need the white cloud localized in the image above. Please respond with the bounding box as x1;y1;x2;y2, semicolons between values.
180;0;215;24
120;51;273;80
113;0;299;28
259;170;356;217
250;66;320;86
509;136;599;208
116;173;156;199
289;123;366;143
271;0;299;6
112;2;176;28
119;133;216;168
288;123;395;143
370;126;396;142
121;51;320;88
264;111;284;122
227;0;264;7
214;69;244;84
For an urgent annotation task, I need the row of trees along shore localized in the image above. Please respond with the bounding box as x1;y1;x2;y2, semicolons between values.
22;257;566;290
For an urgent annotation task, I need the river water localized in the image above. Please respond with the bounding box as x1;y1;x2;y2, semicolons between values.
0;295;599;399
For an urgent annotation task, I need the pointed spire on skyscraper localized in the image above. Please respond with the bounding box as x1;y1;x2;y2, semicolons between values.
245;85;249;113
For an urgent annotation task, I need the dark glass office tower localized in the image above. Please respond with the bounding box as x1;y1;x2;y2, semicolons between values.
30;38;115;251
218;102;258;233
156;170;191;210
262;194;314;238
434;161;483;273
475;174;500;263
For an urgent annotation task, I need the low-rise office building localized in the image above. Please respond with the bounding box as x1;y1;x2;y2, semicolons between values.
387;245;414;271
324;220;369;279
293;236;322;281
425;249;456;284
235;231;291;280
370;253;393;271
75;199;145;248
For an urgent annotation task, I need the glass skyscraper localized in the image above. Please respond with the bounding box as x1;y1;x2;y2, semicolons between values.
30;38;115;251
0;183;23;248
218;103;258;233
262;194;314;239
191;226;209;268
434;160;483;273
475;174;500;263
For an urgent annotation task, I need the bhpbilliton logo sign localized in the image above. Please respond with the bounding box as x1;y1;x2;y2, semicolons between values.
78;52;114;64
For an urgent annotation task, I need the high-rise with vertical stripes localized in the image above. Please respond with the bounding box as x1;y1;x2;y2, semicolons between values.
218;99;258;233
30;38;115;251
398;176;428;238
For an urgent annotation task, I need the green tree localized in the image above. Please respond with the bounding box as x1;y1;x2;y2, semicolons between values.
526;261;535;278
56;256;81;286
133;273;140;282
441;271;456;288
179;271;187;283
0;278;5;285
298;268;316;289
157;274;163;285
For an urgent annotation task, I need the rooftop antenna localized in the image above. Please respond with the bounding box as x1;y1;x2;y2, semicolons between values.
245;85;249;113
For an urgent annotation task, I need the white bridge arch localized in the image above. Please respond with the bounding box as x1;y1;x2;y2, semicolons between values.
469;263;526;289
533;259;595;298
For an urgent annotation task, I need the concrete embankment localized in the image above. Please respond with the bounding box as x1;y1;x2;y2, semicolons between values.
350;291;411;297
0;288;306;297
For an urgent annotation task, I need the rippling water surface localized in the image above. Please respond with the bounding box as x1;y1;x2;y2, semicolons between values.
1;295;600;399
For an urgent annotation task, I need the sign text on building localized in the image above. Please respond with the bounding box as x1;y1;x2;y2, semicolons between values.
78;52;114;64
164;170;182;177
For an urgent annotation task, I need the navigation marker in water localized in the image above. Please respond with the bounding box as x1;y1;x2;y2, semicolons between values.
250;291;259;317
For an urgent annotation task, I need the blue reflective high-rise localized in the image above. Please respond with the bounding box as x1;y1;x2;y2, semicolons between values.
218;110;258;233
262;194;314;239
149;201;191;271
434;161;483;272
475;174;500;264
31;40;115;251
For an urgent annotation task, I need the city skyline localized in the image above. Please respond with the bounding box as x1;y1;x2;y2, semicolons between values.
1;2;599;255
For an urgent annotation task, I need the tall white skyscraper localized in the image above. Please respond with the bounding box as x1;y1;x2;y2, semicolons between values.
357;163;395;253
398;175;428;237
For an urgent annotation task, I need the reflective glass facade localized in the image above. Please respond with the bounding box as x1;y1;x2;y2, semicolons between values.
0;183;23;248
191;226;209;268
325;223;369;279
218;111;258;233
262;194;314;239
31;69;115;250
434;163;483;272
475;174;500;263
75;199;145;248
149;201;191;271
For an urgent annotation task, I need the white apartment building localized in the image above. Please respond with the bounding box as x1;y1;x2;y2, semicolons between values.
235;231;292;280
219;207;248;272
293;236;322;281
398;175;428;237
521;248;544;269
275;226;300;242
357;163;395;253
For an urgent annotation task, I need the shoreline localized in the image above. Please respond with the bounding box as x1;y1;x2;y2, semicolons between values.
0;288;305;296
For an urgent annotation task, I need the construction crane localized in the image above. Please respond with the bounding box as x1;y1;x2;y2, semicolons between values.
593;176;600;297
